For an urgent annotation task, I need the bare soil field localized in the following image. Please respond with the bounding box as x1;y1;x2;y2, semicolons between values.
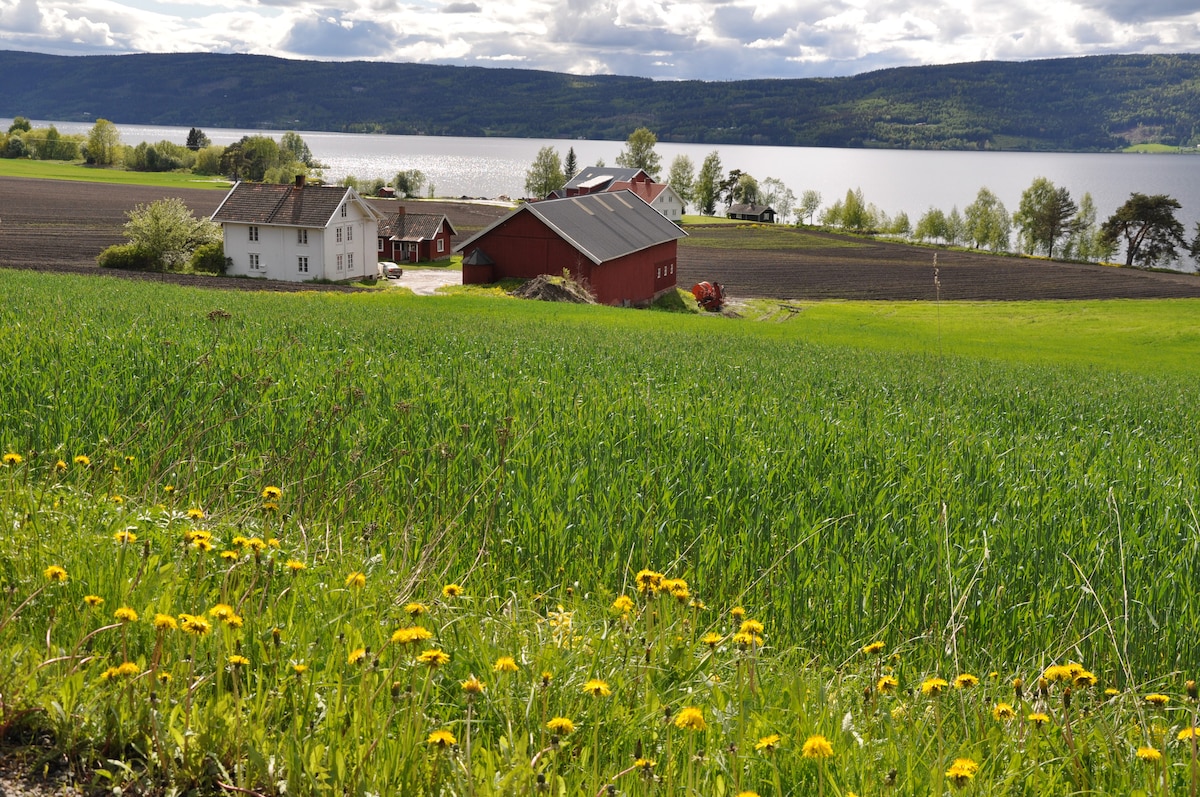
4;177;1200;300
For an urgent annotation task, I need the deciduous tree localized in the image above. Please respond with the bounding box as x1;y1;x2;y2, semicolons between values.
524;146;563;199
759;177;794;223
186;127;211;151
122;197;220;271
695;152;722;216
914;208;948;242
84;119;121;166
280;131;315;167
1100;192;1187;268
666;154;694;212
799;190;821;225
964;187;1011;251
615;127;661;180
394;169;427;198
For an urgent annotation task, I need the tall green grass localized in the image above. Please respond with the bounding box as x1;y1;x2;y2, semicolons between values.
3;270;1200;792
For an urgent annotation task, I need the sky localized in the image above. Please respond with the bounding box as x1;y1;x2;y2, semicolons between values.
0;0;1198;81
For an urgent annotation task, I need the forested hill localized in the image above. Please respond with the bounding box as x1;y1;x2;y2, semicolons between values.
2;50;1199;151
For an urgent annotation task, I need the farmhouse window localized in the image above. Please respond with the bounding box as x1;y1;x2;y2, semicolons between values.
298;256;309;273
336;227;343;243
249;253;260;270
297;229;308;245
336;254;343;271
248;226;259;242
437;238;445;253
347;226;353;241
340;204;347;218
378;238;384;252
348;253;354;269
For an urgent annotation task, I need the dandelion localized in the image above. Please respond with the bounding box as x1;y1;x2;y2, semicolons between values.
291;663;308;676
1074;670;1098;688
541;671;553;687
219;550;239;561
101;662;141;680
186;508;205;520
209;603;235;621
442;583;463;598
153;614;178;631
246;538;267;552
228;655;250;667
755;733;782;752
163;484;174;494
261;486;282;501
1105;687;1120;697
73;454;91;466
546;716;575;735
730;606;746;621
945;757;979;788
993;702;1017;721
418;649;450;667
1043;664;1072;683
662;577;690;601
701;632;723;648
877;675;899;694
582;678;612;697
55;459;67;472
735;792;760;797
634;758;656;774
157;672;172;684
44;565;68;582
83;595;104;608
733;631;763;649
391;626;433;645
347;648;368;665
114;606;139;623
405;602;428;617
739;618;765;635
1027;712;1051;729
110;495;123;505
286;559;306;573
427;729;456;749
179;614;211;636
345;571;366;589
920;677;949;697
232;535;250;549
635;569;663;594
461;675;485;695
862;640;885;656
799;734;833;760
674;706;707;732
2;452;22;465
611;594;635;613
489;656;518;673
1178;727;1198;741
953;673;979;689
1137;746;1163;762
1146;693;1170;706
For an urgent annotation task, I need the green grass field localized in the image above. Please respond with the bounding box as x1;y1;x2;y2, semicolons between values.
2;269;1199;794
0;158;232;189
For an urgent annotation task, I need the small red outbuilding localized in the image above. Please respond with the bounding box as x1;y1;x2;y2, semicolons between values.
456;190;687;306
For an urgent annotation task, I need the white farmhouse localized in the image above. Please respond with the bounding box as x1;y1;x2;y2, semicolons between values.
212;176;383;282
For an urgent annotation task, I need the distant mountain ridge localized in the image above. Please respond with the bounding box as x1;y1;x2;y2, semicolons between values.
1;50;1198;151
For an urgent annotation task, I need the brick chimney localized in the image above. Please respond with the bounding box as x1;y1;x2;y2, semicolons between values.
294;174;306;188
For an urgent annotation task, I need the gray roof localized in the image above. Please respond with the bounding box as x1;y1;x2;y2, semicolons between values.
456;190;686;265
563;166;649;191
378;212;456;242
728;203;776;216
212;182;380;227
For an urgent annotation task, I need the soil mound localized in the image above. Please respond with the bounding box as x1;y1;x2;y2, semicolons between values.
510;274;596;304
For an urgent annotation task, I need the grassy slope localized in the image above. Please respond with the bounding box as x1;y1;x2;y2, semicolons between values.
0;158;232;189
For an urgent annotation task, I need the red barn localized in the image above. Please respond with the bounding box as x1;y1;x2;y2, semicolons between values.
456;190;687;306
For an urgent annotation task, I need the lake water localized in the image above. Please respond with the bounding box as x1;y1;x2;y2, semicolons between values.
11;118;1200;245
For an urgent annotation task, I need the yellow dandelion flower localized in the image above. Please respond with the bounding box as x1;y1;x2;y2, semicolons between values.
461;675;485;694
153;613;178;631
730;606;747;621
862;640;886;656
801;734;834;759
392;626;433;646
344;571;366;588
73;454;91;466
209;603;234;620
267;537;281;548
347;647;368;665
247;537;267;552
1146;693;1170;706
662;577;690;601
954;673;979;689
231;535;250;548
179;613;211;636
877;675;899;694
44;565;68;582
546;716;575;735
920;677;949;696
228;655;250;667
442;583;463;598
993;702;1017;721
186;508;204;520
582;678;612;697
1027;712;1051;729
1105;687;1120;697
1178;727;1198;742
541;671;553;687
113;606;139;623
1137;746;1162;762
2;452;23;465
493;656;519;673
945;757;979;788
261;486;283;500
634;758;656;773
224;613;244;628
83;595;104;607
193;538;213;552
635;569;663;594
611;594;635;614
733;631;763;649
701;632;723;648
739;618;765;635
163;484;174;493
109;494;123;505
1074;670;1098;688
736;792;760;797
286;559;306;572
674;706;707;732
405;602;428;616
427;729;456;749
292;663;308;676
755;733;782;752
418;649;450;667
219;550;239;561
55;459;67;472
1043;664;1072;683
157;671;172;683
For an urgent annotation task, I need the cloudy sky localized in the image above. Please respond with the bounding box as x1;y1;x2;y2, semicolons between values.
0;0;1197;80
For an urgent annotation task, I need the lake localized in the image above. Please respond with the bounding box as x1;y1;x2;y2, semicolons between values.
10;118;1200;243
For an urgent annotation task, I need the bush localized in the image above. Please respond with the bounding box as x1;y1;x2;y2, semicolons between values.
189;242;228;274
97;243;157;271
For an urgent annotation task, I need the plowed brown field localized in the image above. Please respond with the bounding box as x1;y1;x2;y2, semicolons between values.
4;177;1200;300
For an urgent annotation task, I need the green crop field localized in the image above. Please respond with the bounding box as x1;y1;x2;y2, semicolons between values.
0;158;232;189
2;269;1199;795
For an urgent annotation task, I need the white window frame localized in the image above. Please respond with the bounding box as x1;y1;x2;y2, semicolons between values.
297;229;308;245
378;238;385;252
298;256;309;274
340;204;347;218
347;252;354;270
249;253;260;271
437;238;445;253
336;227;343;243
347;226;353;242
248;225;259;242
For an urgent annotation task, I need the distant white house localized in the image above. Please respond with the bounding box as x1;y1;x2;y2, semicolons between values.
211;177;384;282
550;166;686;222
